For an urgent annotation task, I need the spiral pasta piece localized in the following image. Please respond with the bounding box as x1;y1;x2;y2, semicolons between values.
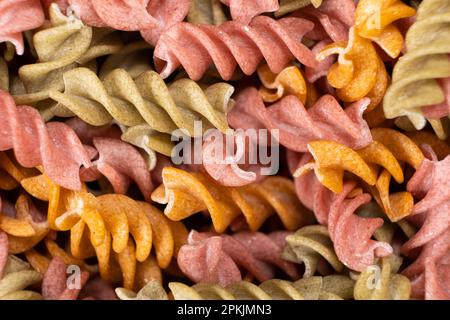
23;176;187;290
0;195;50;255
13;4;123;107
219;0;279;24
291;0;355;43
117;275;354;300
151;167;314;233
0;232;43;300
296;128;424;221
402;228;450;299
48;66;234;151
66;0;190;46
177;230;298;286
77;136;154;201
25;239;163;296
11;115;154;200
0;155;50;253
383;0;450;139
282;225;343;277
0;90;93;190
154;15;317;81
0;0;44;56
67;42;162;169
41;256;89;300
228;87;372;152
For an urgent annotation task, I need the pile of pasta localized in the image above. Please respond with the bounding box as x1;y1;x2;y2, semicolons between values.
0;0;449;300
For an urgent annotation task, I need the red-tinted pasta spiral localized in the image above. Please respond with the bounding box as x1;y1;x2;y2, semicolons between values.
154;16;318;81
51;0;190;46
0;91;153;196
402;229;450;300
0;0;44;55
228;87;372;152
177;230;298;286
0;90;91;190
292;0;355;42
219;0;279;24
401;149;450;299
403;153;450;254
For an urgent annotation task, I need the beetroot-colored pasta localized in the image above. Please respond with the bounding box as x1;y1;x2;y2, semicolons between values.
292;0;355;42
288;152;392;272
0;91;153;196
177;230;298;286
80;137;154;201
66;0;190;45
398;147;450;299
403;152;450;253
219;0;279;24
228;87;372;152
42;256;89;300
0;90;92;191
402;229;450;300
154;16;317;81
66;118;154;200
0;0;44;55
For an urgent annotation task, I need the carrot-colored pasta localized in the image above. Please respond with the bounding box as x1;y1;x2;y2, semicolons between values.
152;167;314;232
295;128;424;222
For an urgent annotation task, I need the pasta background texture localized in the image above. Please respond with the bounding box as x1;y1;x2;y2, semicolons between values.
0;0;449;301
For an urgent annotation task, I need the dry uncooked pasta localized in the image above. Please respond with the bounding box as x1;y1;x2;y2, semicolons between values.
151;167;314;232
384;0;450;139
116;275;355;300
282;225;343;277
0;0;448;302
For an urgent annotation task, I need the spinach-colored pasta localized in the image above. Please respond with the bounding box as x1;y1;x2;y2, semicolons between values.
48;67;234;158
282;225;343;278
13;4;123;109
384;0;450;139
116;276;355;300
